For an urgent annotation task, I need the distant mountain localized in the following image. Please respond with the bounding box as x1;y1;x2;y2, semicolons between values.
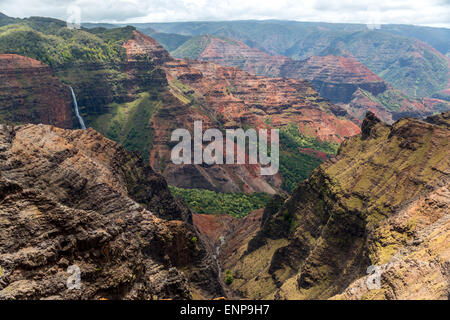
142;20;450;55
171;34;287;77
137;27;193;52
310;30;449;99
380;24;450;56
171;34;448;123
146;20;449;99
0;12;17;26
281;55;444;123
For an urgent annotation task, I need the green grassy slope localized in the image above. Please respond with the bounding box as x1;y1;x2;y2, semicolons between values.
171;35;213;59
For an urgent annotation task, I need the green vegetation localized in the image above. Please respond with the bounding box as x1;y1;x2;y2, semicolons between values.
280;124;339;154
379;48;448;98
279;152;322;192
146;31;192;52
0;24;129;68
278;124;338;192
88;25;135;44
171;35;212;59
169;186;271;218
360;88;417;113
91;92;161;161
224;269;234;285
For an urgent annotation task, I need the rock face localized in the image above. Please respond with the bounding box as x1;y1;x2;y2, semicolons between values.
280;55;387;103
333;184;449;300
224;112;449;300
124;30;172;65
0;54;73;128
172;35;288;78
193;210;264;269
0;124;223;300
360;111;381;139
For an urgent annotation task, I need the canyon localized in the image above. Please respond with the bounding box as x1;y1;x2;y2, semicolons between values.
0;111;448;300
0;17;362;193
0;13;448;301
171;35;449;123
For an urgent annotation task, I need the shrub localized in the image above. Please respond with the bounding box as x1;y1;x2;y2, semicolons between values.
224;270;233;285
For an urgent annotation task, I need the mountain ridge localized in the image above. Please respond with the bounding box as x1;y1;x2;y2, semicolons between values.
144;21;449;99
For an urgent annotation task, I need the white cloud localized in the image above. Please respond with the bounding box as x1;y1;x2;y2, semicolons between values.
0;0;448;28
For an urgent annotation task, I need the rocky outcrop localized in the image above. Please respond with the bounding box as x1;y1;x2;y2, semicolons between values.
0;124;224;300
172;35;288;77
425;111;450;128
124;30;173;65
0;54;73;128
279;55;387;103
224;112;449;300
360;111;381;139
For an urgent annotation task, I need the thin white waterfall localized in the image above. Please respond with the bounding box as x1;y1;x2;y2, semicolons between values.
69;86;86;130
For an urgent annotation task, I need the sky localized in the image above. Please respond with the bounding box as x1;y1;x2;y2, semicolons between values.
0;0;449;28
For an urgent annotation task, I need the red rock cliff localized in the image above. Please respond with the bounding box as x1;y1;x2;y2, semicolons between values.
0;54;73;128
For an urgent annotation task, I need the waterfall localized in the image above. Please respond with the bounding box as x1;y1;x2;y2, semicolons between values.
213;235;226;280
69;86;86;130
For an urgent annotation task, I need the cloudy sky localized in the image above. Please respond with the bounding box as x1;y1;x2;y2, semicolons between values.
0;0;449;28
